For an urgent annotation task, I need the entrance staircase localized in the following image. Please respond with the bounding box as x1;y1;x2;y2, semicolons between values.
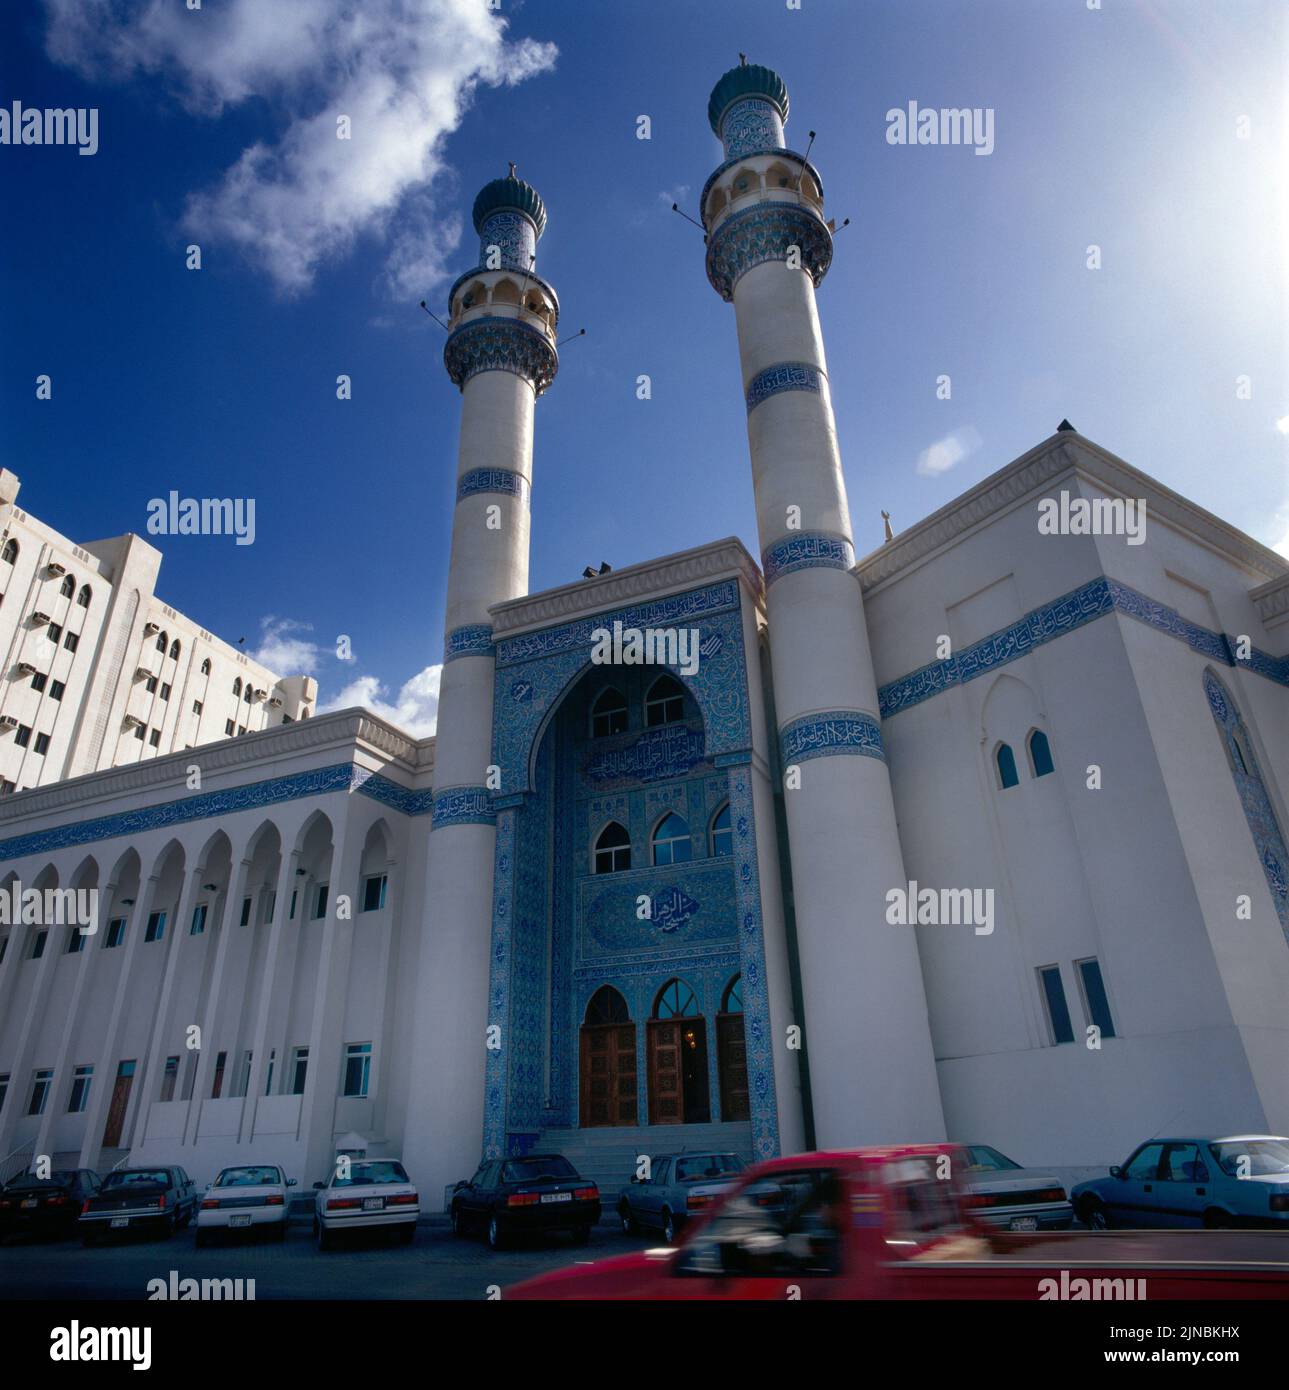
531;1121;753;1201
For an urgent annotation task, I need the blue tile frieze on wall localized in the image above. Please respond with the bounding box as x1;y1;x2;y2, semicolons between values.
350;768;435;816
779;710;885;765
745;361;826;414
578;859;736;959
431;786;496;829
491;583;753;796
761;532;855;586
706;202;833;302
457;468;529;504
583;724;706;786
1205;670;1289;935
879;576;1289;720
444;624;496;662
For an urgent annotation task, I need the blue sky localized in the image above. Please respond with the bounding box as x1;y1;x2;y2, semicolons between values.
2;0;1285;734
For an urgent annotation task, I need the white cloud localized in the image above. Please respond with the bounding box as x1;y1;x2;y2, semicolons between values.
916;425;982;477
252;615;322;673
43;0;557;295
319;665;442;738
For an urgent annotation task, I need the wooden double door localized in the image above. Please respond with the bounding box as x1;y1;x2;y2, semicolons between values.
647;1017;711;1125
579;1023;638;1126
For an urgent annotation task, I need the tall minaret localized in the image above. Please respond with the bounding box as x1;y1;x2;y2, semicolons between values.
702;62;945;1145
403;172;558;1196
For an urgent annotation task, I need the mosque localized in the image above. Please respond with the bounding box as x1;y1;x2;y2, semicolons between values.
0;61;1285;1203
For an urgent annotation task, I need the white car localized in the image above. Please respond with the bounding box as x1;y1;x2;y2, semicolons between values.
312;1159;419;1251
195;1164;295;1245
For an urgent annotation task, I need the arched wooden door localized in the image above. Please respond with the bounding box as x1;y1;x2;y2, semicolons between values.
717;975;750;1122
579;986;637;1127
647;979;710;1125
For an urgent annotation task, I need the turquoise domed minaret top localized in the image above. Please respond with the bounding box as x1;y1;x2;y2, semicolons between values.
708;57;789;156
471;165;546;272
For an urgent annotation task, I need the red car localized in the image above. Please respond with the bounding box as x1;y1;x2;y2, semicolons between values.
508;1144;1289;1300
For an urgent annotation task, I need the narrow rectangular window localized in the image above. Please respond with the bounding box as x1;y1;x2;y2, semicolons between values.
144;910;166;943
211;1051;227;1099
104;917;125;948
67;1064;93;1113
49;680;65;701
225;719;235;736
1038;965;1074;1045
47;623;62;644
63;631;78;653
342;1042;371;1098
290;1047;309;1095
160;1055;179;1103
33;732;50;755
313;883;328;920
160;682;171;701
30;672;47;692
192;700;202;715
29;1068;53;1115
14;724;31;748
0;1074;8;1113
190;904;207;936
264;1049;276;1096
30;929;47;959
239;897;252;926
66;926;88;954
289;890;297;920
361;873;388;912
235;1050;253;1099
148;728;161;748
1076;957;1117;1039
145;675;158;693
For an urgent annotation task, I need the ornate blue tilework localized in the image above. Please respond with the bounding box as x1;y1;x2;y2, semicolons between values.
483;805;516;1158
720;97;785;158
457;468;529;504
706;202;833;301
761;532;855;586
477;210;537;272
584;724;706;785
431;786;496;829
443;316;558;396
878;576;1289;720
1204;670;1289;935
350;769;435;816
444;625;496;662
779;710;885;765
745;361;826;413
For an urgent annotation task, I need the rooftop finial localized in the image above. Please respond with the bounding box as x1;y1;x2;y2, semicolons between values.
508;161;517;178
738;52;747;66
881;510;894;543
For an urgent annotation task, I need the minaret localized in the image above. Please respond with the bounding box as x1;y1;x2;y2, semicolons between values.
702;62;945;1145
403;172;558;1195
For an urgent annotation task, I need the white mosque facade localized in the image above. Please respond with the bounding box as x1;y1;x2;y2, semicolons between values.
1;64;1286;1201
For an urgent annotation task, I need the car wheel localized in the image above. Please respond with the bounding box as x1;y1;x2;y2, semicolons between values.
450;1204;468;1238
1080;1198;1109;1231
662;1210;676;1245
571;1225;591;1246
398;1223;416;1246
316;1218;333;1252
1203;1208;1231;1230
195;1228;210;1249
618;1202;637;1235
487;1215;506;1250
273;1221;288;1242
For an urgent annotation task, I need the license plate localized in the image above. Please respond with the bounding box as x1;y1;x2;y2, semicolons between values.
110;1217;129;1228
362;1197;383;1211
21;1198;37;1209
540;1192;572;1204
229;1213;252;1227
1009;1216;1038;1231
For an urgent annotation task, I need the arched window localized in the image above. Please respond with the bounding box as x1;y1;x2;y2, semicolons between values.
644;674;685;728
155;630;168;653
244;684;252;703
591;687;627;738
652;812;691;866
200;658;211;675
59;575;75;598
584;985;630;1025
593;821;631;875
996;742;1019;790
653;978;700;1018
1028;729;1054;778
76;585;91;608
1;539;17;564
710;803;732;857
721;975;743;1013
233;678;242;696
169;640;181;660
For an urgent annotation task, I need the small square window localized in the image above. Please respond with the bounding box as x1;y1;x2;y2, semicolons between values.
47;623;62;644
225;719;235;736
14;724;31;748
30;672;47;692
133;724;145;741
160;683;171;701
33;732;50;755
49;679;65;701
361;874;387;912
148;728;161;747
145;675;158;693
192;700;203;715
63;631;78;652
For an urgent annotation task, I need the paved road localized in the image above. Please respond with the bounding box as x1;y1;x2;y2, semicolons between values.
1;1218;655;1300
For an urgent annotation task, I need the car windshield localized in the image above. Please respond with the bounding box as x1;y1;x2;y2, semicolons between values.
1208;1140;1289;1177
501;1156;576;1183
962;1146;1022;1172
103;1170;170;1188
674;1154;745;1182
216;1166;282;1187
332;1161;408;1188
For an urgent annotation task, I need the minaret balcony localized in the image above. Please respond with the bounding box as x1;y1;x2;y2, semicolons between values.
701;151;824;235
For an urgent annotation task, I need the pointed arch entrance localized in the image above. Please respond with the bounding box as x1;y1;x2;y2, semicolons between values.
717;974;750;1121
648;978;711;1125
579;986;637;1127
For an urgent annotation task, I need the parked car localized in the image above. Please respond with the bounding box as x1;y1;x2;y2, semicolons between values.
508;1144;1289;1301
1072;1134;1289;1230
79;1166;198;1244
450;1153;600;1250
958;1144;1072;1231
0;1169;101;1242
196;1164;295;1246
617;1152;746;1244
312;1159;419;1251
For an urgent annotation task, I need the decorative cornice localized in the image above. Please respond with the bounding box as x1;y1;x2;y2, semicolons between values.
779;710;885;765
1251;572;1289;632
443;316;558;396
490;537;764;639
856;433;1289;595
706;203;833;302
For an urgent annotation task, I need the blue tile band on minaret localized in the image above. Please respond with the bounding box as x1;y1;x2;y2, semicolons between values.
430;786;497;829
457;468;529;503
477;210;536;272
720;97;785;158
443;316;559;395
745;361;827;413
779;710;886;766
706;202;833;302
444;624;495;662
761;532;856;586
